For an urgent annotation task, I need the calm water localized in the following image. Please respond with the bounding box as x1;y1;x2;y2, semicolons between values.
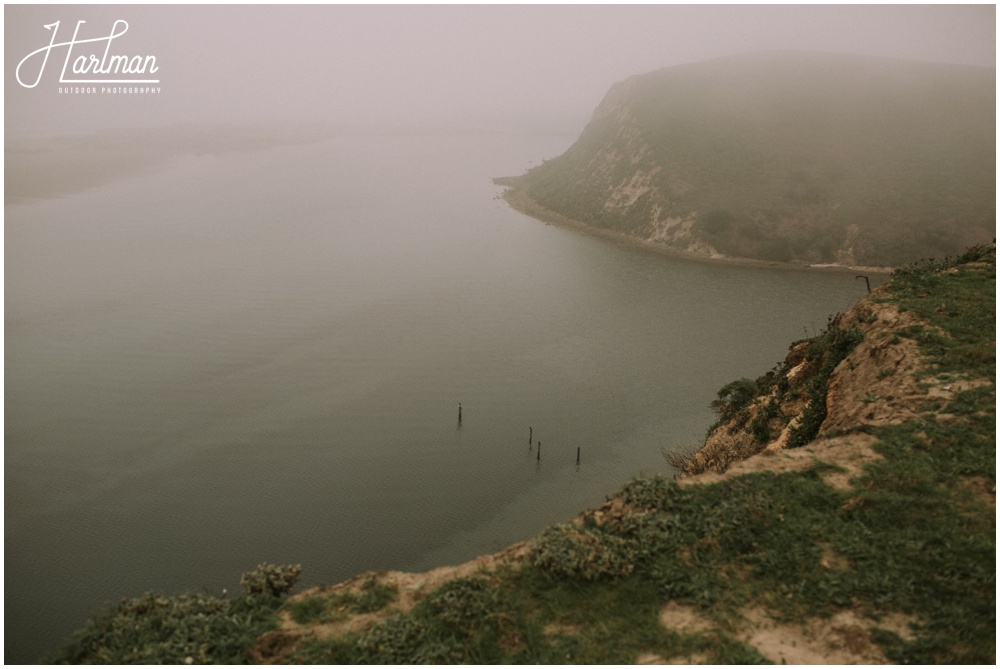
5;131;880;661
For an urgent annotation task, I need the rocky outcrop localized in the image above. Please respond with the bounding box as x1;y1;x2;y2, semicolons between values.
678;259;990;478
679;290;922;476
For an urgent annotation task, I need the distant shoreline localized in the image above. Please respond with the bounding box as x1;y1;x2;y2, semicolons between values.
493;176;893;276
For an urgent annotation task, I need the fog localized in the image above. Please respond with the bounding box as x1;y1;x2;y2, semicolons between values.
3;7;994;662
5;4;995;138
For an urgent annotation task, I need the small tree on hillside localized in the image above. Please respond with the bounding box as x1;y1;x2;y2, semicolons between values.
710;378;757;421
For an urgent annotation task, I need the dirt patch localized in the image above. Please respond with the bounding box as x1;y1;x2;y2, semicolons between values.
583;495;637;527
253;629;300;663
649;602;917;665
962;475;996;508
636;651;666;664
543;622;582;637
658;602;713;635
818;541;853;571
636;651;709;664
739;607;918;665
253;542;530;663
638;604;710;664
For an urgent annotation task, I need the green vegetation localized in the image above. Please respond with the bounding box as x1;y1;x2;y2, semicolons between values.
528;522;638;581
701;312;866;453
514;52;994;266
50;564;302;664
53;247;994;664
49;592;282;665
291;565;770;664
877;243;996;379
709;377;759;422
707;371;786;438
785;320;864;447
291;577;523;664
288;576;397;625
239;562;302;598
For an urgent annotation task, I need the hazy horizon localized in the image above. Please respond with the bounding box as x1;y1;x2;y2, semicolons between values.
5;4;995;138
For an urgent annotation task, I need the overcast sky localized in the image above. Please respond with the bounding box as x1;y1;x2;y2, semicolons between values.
5;4;996;137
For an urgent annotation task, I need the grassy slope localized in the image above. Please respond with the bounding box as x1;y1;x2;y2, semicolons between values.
52;245;995;663
517;52;995;267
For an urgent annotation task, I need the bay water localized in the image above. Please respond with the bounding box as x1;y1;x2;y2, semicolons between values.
5;130;879;661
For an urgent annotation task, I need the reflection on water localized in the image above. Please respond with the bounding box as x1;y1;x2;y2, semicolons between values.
4;130;880;662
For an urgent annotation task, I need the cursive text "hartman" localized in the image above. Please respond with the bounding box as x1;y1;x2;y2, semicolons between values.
16;20;159;89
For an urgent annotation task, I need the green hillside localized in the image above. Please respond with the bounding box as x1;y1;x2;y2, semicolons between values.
52;244;995;663
507;52;994;267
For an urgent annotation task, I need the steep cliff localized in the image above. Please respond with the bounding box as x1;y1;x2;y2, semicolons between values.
501;52;995;267
684;243;995;478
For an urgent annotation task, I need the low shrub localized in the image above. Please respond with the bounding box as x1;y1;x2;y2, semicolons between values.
710;378;757;421
426;577;501;635
50;591;281;664
620;475;689;512
749;397;782;443
529;524;636;581
240;563;302;598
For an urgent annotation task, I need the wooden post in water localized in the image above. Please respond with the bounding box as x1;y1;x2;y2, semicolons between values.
458;403;462;424
537;442;541;462
529;427;533;445
576;447;580;465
